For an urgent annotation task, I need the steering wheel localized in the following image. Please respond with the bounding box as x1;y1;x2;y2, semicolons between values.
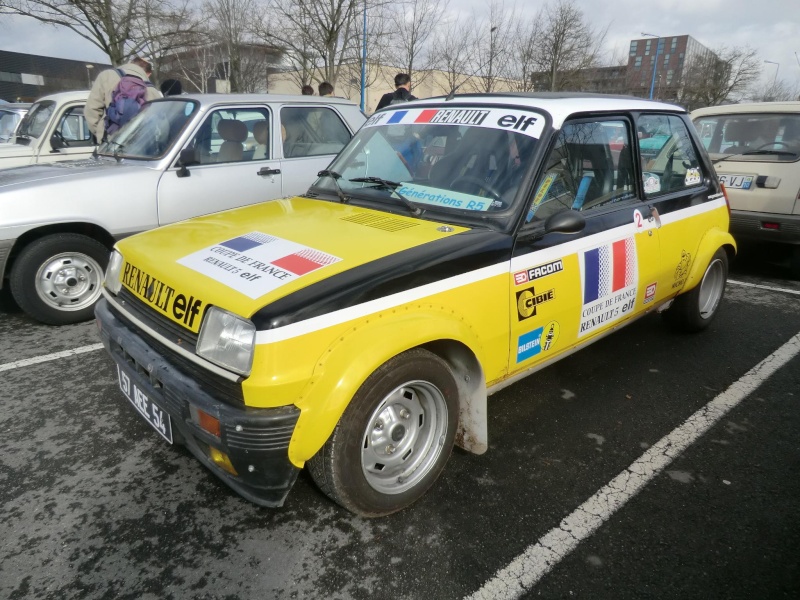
449;175;505;208
52;129;70;148
753;141;791;151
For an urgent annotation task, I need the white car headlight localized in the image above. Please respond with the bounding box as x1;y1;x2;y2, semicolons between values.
105;250;124;295
197;307;256;376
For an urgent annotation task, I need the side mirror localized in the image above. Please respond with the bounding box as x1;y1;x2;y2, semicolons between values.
176;148;197;178
544;210;586;235
50;133;65;151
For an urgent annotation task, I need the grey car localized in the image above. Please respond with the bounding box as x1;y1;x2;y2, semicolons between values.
0;94;366;325
0;102;31;143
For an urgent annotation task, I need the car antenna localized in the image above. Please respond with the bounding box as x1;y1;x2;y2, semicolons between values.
445;85;461;101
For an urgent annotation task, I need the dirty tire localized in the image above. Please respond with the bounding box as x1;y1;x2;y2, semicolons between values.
308;348;459;517
662;248;728;332
10;233;109;325
790;246;800;280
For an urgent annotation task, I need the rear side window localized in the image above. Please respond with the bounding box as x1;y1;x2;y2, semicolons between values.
638;115;702;197
527;119;636;223
280;107;352;158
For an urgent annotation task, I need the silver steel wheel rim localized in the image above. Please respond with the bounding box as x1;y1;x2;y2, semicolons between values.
698;258;725;319
361;380;448;495
34;252;104;312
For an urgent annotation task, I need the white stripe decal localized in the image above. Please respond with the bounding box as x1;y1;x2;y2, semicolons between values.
466;330;800;600
728;279;800;296
255;198;729;345
0;343;104;373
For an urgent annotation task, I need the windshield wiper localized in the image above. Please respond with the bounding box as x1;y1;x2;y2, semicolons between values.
713;148;797;165
317;169;349;204
349;176;423;216
101;140;125;162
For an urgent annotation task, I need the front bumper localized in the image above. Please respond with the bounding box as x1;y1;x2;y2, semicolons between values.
729;210;800;245
95;297;301;507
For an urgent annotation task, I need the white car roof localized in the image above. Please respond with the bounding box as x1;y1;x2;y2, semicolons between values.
33;90;90;103
692;101;800;117
388;92;686;129
179;93;360;107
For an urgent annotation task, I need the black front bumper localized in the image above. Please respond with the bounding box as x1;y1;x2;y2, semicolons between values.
95;297;301;507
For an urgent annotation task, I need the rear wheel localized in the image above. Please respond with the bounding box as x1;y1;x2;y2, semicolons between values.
10;233;109;325
308;348;459;517
790;246;800;280
662;248;728;332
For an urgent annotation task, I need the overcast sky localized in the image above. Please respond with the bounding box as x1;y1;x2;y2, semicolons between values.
1;0;798;91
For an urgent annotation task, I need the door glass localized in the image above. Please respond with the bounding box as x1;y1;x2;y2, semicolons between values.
280;107;352;158
638;114;702;196
188;108;271;164
58;106;93;146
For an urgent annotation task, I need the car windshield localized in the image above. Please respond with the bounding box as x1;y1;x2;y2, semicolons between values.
313;106;542;221
0;109;24;141
16;100;55;139
693;113;800;162
98;99;197;160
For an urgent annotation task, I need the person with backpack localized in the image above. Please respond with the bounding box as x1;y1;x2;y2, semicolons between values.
375;73;417;111
86;56;162;142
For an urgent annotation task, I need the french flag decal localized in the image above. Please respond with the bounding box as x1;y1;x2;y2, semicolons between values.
220;232;276;252
583;238;636;304
272;249;339;276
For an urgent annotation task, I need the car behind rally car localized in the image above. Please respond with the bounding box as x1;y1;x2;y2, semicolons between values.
96;93;735;516
692;102;800;277
0;94;365;324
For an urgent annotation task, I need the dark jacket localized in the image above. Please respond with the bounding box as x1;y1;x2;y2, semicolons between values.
376;87;417;111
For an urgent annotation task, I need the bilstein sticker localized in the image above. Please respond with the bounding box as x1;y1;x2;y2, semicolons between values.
177;232;341;299
121;262;204;328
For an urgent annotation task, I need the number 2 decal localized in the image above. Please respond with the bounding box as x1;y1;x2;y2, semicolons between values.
633;209;644;230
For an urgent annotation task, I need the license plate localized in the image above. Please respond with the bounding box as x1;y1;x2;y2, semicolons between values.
117;363;173;444
718;174;755;190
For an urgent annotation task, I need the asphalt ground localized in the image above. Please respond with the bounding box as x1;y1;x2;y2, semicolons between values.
1;242;799;600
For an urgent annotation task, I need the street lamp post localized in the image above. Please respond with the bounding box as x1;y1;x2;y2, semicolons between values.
488;25;498;91
360;0;367;112
85;64;94;88
641;32;661;100
764;60;780;86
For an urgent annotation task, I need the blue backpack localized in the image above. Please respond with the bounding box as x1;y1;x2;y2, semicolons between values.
104;68;153;136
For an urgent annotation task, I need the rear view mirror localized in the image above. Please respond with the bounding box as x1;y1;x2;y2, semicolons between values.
176;148;198;178
544;210;586;235
50;133;65;151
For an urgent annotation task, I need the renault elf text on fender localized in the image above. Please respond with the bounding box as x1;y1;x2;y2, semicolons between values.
95;93;736;516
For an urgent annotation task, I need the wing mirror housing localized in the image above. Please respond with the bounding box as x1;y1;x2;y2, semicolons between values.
176;148;198;178
544;210;586;235
50;133;65;151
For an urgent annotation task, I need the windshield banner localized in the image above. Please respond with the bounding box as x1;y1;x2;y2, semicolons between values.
396;182;496;211
363;107;544;139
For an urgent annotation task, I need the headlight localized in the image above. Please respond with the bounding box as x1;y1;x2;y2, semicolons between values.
196;307;256;376
105;250;124;295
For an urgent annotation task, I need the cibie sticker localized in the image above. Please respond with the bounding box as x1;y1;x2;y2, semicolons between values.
643;172;661;194
685;167;702;186
579;238;638;337
177;232;341;299
363;107;544;138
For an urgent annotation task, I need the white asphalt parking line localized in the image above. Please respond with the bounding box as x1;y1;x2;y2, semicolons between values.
467;331;800;600
727;279;800;296
0;343;104;373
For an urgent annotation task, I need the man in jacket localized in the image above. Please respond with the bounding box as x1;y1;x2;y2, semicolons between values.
86;56;162;142
376;73;417;111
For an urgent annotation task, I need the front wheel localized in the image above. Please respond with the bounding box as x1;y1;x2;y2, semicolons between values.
10;233;109;325
308;348;459;517
662;248;728;332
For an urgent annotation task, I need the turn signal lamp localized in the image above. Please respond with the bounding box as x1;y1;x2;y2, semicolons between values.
191;406;221;437
720;183;731;217
209;447;238;476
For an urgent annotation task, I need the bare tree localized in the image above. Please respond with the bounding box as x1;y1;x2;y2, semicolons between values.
508;17;541;92
430;16;476;95
385;0;448;87
473;0;515;93
748;78;800;102
0;0;190;65
679;45;762;109
529;0;606;92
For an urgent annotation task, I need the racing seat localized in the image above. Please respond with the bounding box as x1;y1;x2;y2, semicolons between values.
428;128;512;194
722;120;751;154
217;119;247;162
252;120;269;160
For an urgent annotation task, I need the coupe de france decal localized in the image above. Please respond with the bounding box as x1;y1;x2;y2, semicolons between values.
516;320;560;363
363;107;544;138
177;232;342;299
579;238;638;337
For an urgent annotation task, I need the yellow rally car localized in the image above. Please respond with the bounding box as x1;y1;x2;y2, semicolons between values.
95;94;735;516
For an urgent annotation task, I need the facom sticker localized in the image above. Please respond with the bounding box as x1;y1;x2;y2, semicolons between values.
643;282;657;304
514;259;564;286
178;232;341;299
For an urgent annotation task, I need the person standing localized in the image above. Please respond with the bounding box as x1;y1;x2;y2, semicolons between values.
376;73;417;110
301;84;314;95
318;81;334;97
86;56;162;142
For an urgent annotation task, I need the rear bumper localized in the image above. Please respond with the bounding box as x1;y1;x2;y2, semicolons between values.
729;210;800;245
95;297;301;507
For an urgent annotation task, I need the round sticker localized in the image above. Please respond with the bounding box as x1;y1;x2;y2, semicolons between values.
542;320;560;351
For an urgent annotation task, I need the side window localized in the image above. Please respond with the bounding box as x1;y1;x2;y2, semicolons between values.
187;108;270;165
280;106;352;158
638;115;702;197
58;106;93;145
526;119;636;223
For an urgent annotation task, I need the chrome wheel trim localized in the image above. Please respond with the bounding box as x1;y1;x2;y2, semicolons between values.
698;258;725;319
34;252;104;312
361;380;448;495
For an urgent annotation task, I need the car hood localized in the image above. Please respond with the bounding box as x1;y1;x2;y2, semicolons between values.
0;140;34;158
113;197;505;334
0;157;151;189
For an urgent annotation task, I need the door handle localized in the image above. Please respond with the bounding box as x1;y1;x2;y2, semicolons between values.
257;167;281;176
